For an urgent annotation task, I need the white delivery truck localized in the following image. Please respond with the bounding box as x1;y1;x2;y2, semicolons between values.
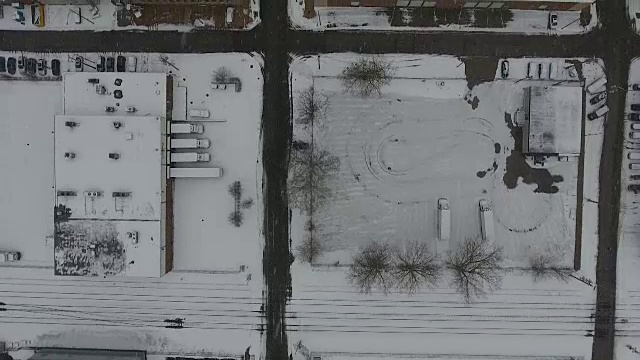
437;198;451;241
170;152;210;163
170;138;210;149
170;123;204;134
169;167;223;178
479;199;495;242
587;77;607;94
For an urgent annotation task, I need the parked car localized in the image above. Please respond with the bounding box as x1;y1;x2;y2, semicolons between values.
37;59;46;76
527;62;538;79
500;60;509;79
633;83;640;91
631;113;640;121
590;91;607;105
631;163;640;170
116;55;125;72
51;59;61;76
17;56;24;71
629;151;640;160
632;123;640;131
7;57;16;75
629;184;640;194
74;56;83;71
0;57;5;72
630;131;640;140
587;105;609;120
631;174;640;181
97;56;105;72
539;62;548;79
126;56;136;72
548;12;558;29
632;104;640;111
106;57;115;72
0;251;21;262
26;58;37;75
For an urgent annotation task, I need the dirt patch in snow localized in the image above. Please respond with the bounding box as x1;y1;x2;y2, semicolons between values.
502;112;564;194
462;56;499;90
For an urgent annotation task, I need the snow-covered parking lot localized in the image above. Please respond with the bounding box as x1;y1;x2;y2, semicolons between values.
288;54;604;359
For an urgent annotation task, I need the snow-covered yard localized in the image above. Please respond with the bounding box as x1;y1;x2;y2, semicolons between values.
288;53;604;358
289;1;598;34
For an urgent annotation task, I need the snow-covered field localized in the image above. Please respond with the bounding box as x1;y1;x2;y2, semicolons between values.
288;54;604;359
0;0;260;31
0;52;264;358
289;1;598;34
615;57;640;360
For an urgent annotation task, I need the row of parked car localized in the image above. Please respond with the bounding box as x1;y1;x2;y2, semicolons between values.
0;56;61;77
627;86;640;193
74;55;136;73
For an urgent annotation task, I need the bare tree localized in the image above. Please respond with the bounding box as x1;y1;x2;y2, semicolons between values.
348;242;394;294
228;210;244;227
339;56;395;97
296;220;325;264
213;66;234;83
527;251;573;282
288;145;340;213
296;85;329;127
445;237;503;302
393;241;442;294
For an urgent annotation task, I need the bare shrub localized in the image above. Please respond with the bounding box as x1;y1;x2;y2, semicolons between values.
339;56;395;97
228;180;242;199
527;251;572;282
213;66;233;83
348;242;394;294
241;198;254;209
228;210;244;227
445;237;503;302
393;241;442;294
288;145;340;213
296;85;329;127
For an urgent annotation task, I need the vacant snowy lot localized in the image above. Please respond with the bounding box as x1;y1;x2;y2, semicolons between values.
288;53;605;360
291;54;578;268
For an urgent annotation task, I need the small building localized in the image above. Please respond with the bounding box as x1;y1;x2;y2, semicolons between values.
53;72;174;278
313;0;594;11
29;349;146;360
522;85;583;157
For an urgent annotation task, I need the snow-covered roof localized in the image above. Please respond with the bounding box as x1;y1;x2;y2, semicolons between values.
62;72;169;117
526;85;582;156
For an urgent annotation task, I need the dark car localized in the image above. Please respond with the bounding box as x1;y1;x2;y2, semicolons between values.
97;56;105;72
7;57;16;75
633;84;640;91
75;57;83;71
500;60;509;79
17;56;25;70
632;113;640;121
631;174;640;181
0;57;5;72
116;56;125;72
106;57;115;72
629;184;640;194
589;92;606;105
632;104;640;112
26;58;37;75
51;59;61;76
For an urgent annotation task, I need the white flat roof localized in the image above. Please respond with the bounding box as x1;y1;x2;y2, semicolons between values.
527;85;582;155
54;115;162;221
63;72;168;117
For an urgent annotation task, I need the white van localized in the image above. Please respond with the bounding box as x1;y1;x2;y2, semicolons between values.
628;152;640;160
226;7;233;25
479;200;495;242
630;131;640;140
630;163;640;171
126;56;137;72
549;62;558;79
587;105;609;121
539;62;549;79
189;109;210;118
587;77;607;94
170;123;204;134
527;62;538;79
437;198;451;241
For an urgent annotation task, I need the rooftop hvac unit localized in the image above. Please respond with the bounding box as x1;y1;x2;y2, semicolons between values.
64;152;76;159
113;121;123;129
84;191;102;198
312;357;322;360
112;191;131;198
108;152;120;160
126;231;139;243
65;121;78;128
56;190;77;197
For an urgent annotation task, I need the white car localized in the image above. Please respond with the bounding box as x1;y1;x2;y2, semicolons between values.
0;251;21;262
548;12;558;30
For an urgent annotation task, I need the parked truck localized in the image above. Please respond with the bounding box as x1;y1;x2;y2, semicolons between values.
169;167;222;178
170;152;210;163
479;199;495;242
437;198;451;241
170;138;210;149
170;123;204;134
